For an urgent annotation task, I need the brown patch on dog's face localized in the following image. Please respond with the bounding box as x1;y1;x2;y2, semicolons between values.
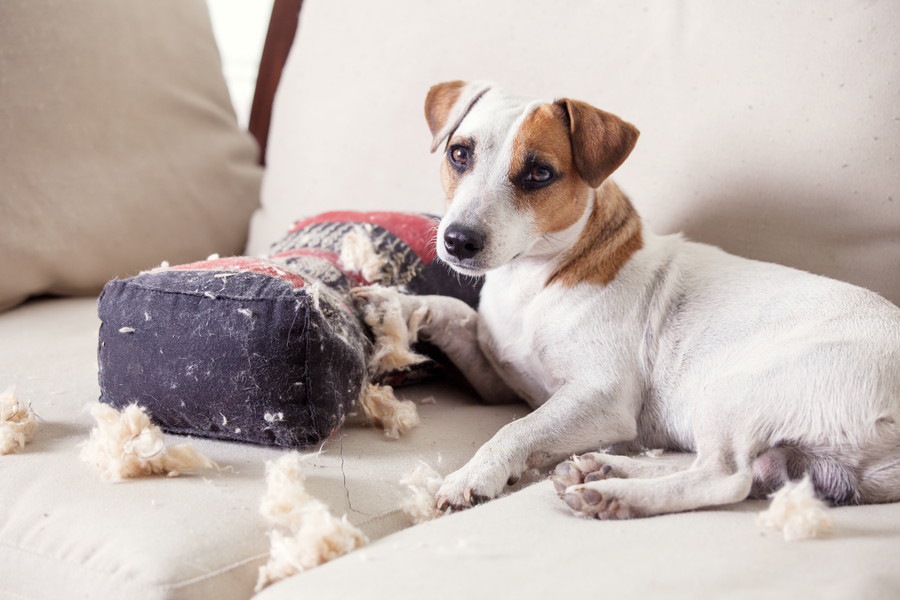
509;103;592;234
440;159;455;202
506;100;642;287
440;135;475;203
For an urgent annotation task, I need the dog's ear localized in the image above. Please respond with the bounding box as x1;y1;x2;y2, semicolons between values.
425;80;492;153
554;99;640;188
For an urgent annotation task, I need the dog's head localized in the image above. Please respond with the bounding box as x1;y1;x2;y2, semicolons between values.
425;81;639;276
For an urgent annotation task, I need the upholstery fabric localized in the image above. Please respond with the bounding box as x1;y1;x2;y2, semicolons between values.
0;0;263;311
0;298;525;599
98;258;364;448
253;481;900;600
248;0;900;307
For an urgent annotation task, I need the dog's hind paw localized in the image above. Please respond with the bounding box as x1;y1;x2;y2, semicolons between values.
562;485;633;520
550;453;618;495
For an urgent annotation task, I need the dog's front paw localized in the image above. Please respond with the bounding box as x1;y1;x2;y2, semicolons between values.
562;484;633;520
550;452;619;495
350;285;415;317
435;462;510;511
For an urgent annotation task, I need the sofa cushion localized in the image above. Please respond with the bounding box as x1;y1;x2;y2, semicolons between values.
251;481;900;600
97;258;366;448
0;0;263;312
0;298;526;600
247;0;900;307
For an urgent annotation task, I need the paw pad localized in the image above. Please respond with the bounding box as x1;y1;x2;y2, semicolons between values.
563;486;632;520
550;454;617;495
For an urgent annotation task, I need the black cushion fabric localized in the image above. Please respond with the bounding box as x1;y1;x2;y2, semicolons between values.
97;211;482;448
98;257;366;447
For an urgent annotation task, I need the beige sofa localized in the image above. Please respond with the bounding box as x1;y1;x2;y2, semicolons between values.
2;1;899;599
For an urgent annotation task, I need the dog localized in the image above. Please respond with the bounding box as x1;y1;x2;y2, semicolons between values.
354;80;900;518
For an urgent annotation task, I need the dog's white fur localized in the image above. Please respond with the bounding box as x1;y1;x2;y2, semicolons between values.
355;83;900;518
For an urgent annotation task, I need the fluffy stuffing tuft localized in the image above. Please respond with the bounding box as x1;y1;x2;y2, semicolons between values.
400;462;446;524
359;383;420;439
0;387;38;454
757;475;834;541
340;227;387;284
256;452;368;591
361;291;429;375
80;403;214;481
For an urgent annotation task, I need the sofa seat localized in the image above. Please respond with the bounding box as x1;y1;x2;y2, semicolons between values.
0;298;526;600
255;480;900;600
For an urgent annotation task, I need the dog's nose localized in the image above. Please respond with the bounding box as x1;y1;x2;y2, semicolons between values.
443;226;485;260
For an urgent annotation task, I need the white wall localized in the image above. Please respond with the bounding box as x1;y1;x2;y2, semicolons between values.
206;0;275;127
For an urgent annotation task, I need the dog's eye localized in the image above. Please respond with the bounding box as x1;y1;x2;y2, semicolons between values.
449;146;470;168
523;164;556;188
528;166;553;182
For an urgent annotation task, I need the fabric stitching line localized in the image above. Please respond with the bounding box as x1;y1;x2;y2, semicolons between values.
0;540;268;593
118;280;306;303
303;296;317;442
162;552;270;590
0;541;169;590
356;507;406;530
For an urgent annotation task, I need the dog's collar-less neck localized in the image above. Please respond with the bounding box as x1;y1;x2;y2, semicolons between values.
545;181;644;288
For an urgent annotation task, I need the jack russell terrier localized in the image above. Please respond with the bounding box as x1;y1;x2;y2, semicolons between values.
354;81;900;519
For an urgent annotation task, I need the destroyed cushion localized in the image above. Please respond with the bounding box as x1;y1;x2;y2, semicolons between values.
98;211;482;448
98;257;366;448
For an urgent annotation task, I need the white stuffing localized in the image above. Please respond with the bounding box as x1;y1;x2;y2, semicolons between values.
141;260;171;274
256;452;368;591
0;388;38;455
757;475;834;541
142;260;171;274
207;253;220;261
362;294;429;375
340;227;386;283
118;327;135;334
400;462;446;524
264;412;285;423
359;383;420;440
307;281;322;311
80;403;215;482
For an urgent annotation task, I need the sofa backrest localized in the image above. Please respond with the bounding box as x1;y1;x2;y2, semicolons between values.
249;0;900;305
0;0;263;311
